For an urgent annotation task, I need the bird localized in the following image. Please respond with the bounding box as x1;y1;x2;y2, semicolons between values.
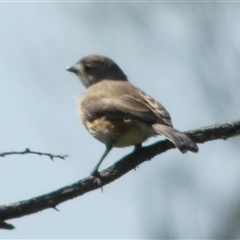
66;55;198;176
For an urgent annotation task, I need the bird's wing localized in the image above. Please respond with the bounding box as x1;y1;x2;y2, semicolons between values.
82;92;172;126
138;90;172;126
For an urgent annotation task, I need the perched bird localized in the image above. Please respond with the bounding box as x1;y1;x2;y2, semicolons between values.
67;55;198;176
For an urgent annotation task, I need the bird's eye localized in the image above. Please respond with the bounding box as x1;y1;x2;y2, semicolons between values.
84;65;93;73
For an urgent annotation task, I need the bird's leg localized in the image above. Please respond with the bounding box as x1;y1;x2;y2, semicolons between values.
134;143;142;152
131;143;142;171
90;145;113;177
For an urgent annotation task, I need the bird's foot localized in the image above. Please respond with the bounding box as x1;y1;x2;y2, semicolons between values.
90;169;100;178
133;143;142;152
90;170;103;188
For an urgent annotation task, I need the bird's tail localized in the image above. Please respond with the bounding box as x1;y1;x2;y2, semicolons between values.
152;124;198;153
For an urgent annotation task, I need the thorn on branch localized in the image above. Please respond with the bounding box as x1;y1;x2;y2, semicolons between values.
52;206;60;212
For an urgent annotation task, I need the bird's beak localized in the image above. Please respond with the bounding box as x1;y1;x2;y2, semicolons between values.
66;66;78;74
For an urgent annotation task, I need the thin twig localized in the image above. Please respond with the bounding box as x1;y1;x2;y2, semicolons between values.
0;148;68;160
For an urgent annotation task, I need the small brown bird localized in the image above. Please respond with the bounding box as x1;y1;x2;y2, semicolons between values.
67;55;198;176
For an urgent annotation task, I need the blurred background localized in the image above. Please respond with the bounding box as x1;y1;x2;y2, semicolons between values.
1;2;240;239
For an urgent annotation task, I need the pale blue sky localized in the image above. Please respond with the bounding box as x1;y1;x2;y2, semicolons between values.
1;2;240;238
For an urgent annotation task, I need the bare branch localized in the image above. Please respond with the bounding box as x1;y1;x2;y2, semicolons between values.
0;148;68;161
0;120;239;229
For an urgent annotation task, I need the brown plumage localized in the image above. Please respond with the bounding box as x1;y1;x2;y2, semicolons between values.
67;55;198;176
